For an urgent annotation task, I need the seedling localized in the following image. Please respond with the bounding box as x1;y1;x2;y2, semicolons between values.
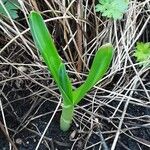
95;0;129;20
134;42;150;67
29;11;114;131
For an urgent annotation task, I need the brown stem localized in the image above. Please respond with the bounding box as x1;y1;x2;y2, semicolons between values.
76;0;83;73
29;0;39;11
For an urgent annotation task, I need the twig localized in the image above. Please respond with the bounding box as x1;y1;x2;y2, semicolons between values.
28;0;39;11
76;0;83;73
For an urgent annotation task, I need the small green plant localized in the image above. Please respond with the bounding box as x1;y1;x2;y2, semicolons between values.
29;11;114;131
95;0;129;20
0;0;20;19
134;42;150;67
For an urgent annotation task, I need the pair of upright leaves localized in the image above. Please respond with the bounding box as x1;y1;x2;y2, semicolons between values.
29;11;114;131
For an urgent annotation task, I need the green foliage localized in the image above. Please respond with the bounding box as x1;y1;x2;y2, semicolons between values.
73;43;113;105
29;11;114;131
29;11;73;106
0;0;20;19
95;0;129;20
134;42;150;67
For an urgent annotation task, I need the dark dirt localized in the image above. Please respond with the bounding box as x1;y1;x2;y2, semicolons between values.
0;71;150;150
0;41;150;150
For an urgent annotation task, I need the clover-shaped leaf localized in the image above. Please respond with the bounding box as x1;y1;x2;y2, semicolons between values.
134;42;150;67
95;0;129;20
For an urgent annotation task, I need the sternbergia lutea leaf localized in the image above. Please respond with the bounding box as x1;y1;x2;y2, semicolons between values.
29;11;73;105
29;11;114;131
73;44;113;105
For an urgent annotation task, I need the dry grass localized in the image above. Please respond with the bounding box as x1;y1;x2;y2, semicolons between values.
0;0;150;149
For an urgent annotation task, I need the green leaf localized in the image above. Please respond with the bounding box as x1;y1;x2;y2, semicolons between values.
29;11;62;82
0;0;20;19
58;63;73;105
29;11;73;103
133;42;150;67
73;43;114;105
95;0;129;20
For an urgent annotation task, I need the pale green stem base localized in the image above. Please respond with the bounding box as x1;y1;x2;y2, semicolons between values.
60;104;74;131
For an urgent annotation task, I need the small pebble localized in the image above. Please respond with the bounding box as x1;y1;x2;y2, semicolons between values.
95;118;99;123
70;130;77;139
18;66;27;72
33;138;36;142
16;138;23;145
